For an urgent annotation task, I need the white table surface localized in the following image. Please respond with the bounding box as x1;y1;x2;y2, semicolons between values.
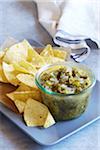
0;1;100;150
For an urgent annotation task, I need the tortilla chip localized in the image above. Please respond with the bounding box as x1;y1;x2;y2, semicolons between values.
24;98;48;126
13;63;29;74
18;59;37;75
3;40;28;64
27;47;45;67
40;44;54;57
53;49;67;60
14;100;25;113
2;62;19;86
0;62;8;83
43;56;64;65
43;111;55;128
16;83;38;91
0;51;5;60
7;90;42;102
16;73;36;88
15;84;33;92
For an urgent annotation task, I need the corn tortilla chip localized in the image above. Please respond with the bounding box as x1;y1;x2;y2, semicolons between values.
15;84;33;91
0;51;5;61
2;62;19;86
19;59;37;75
3;40;28;64
27;48;45;67
43;111;55;128
16;73;36;88
13;63;30;74
24;98;48;126
53;49;67;60
21;39;45;67
40;44;54;57
0;62;8;83
16;83;38;92
7;90;42;102
43;56;64;65
14;100;25;113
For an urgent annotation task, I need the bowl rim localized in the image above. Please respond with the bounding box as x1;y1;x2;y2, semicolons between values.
35;62;96;97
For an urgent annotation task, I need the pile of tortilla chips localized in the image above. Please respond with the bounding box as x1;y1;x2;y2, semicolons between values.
0;39;70;128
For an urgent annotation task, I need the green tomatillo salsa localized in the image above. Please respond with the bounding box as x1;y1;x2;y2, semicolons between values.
40;66;91;94
36;64;95;121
